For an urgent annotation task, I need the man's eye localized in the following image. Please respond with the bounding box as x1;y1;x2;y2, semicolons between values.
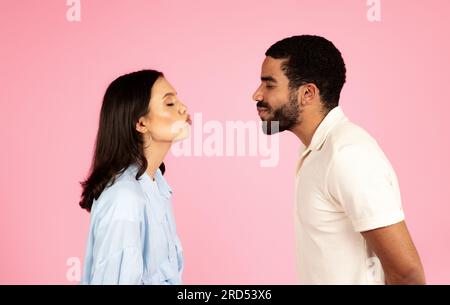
266;85;274;89
166;103;175;106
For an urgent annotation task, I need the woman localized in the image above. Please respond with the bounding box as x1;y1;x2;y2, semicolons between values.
79;70;191;284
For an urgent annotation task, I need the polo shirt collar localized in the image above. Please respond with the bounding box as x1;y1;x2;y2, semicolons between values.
299;106;347;156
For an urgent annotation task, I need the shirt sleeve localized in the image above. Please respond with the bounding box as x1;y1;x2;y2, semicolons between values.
326;143;405;232
90;244;143;284
89;188;144;284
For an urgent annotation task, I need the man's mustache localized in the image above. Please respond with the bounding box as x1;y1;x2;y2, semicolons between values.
256;101;270;109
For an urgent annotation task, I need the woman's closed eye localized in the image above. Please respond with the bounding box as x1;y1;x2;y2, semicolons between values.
166;98;176;106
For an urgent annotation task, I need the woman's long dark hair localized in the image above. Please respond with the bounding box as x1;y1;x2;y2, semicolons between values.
79;69;165;212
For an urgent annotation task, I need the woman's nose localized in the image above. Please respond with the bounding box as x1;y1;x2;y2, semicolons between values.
178;102;187;114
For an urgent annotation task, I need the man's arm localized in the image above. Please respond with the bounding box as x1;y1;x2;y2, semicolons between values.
361;221;426;284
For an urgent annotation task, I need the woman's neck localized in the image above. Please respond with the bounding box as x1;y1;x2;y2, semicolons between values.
143;140;171;180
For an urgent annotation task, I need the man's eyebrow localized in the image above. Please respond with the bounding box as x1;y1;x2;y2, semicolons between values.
163;92;177;98
261;76;277;83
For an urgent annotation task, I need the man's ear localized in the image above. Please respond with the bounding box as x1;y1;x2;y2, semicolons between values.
135;117;147;134
300;83;319;106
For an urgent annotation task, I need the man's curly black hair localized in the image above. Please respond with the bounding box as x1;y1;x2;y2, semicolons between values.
265;35;346;112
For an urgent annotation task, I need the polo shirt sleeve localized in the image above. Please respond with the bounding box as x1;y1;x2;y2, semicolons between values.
326;143;405;232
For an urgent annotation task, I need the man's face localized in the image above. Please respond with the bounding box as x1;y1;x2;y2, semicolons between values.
252;56;300;134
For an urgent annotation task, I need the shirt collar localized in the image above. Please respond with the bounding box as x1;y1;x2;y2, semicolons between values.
299;106;347;156
127;163;172;200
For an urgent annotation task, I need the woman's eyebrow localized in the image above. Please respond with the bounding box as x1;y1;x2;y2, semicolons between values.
162;92;177;99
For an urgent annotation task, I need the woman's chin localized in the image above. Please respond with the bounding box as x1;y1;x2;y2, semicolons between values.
172;125;190;142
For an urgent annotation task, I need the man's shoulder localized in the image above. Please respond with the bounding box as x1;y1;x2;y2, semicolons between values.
327;119;378;152
325;119;393;174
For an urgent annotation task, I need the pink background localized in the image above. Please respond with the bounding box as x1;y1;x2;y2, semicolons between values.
1;0;449;284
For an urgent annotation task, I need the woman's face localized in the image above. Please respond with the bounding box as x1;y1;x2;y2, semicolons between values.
137;77;191;143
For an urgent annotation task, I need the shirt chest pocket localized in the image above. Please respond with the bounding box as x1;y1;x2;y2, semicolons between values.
149;205;174;256
146;205;182;284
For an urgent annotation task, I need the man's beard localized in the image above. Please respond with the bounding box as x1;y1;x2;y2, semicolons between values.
261;89;301;135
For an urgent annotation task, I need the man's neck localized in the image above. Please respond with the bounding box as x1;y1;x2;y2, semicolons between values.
291;111;327;147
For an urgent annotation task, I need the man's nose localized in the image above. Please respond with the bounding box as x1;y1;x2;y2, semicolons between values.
253;88;263;102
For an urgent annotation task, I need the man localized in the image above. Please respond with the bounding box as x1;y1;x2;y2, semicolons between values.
253;35;425;284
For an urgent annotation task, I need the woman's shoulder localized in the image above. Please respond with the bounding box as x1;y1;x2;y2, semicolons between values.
92;167;146;221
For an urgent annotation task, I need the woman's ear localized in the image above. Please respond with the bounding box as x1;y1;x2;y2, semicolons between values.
135;117;148;134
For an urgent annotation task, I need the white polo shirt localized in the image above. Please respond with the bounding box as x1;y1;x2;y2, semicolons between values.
294;106;405;284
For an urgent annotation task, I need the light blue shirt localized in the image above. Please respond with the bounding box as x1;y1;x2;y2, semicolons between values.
80;164;183;284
